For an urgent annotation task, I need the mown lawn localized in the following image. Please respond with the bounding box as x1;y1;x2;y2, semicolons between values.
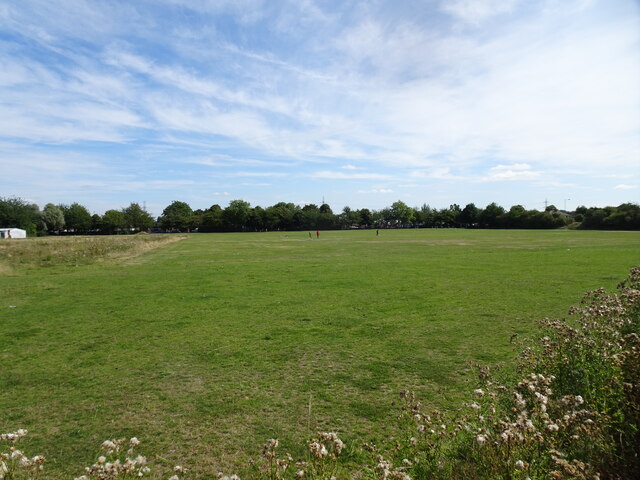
1;229;638;477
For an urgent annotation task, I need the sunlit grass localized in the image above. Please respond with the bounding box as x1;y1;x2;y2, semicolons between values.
0;234;186;270
0;229;638;478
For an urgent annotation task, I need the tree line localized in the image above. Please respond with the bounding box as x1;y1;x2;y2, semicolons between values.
1;197;638;235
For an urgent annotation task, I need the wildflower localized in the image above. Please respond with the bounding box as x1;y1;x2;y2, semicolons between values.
309;441;327;459
266;439;278;449
101;440;118;454
296;470;305;478
515;460;525;469
547;424;560;432
474;388;484;396
534;392;548;404
476;434;487;444
470;402;481;410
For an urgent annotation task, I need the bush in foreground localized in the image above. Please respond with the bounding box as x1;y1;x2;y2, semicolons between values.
2;268;638;479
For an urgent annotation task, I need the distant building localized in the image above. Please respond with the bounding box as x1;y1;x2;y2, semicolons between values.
0;228;27;239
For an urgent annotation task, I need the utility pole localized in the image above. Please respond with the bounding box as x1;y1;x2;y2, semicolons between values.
564;198;570;211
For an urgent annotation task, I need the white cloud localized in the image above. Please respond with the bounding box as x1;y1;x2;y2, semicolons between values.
481;164;542;182
311;171;388;180
358;188;393;194
441;0;521;25
226;171;287;178
614;184;638;190
410;168;460;180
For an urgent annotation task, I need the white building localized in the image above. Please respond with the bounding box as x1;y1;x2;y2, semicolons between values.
0;228;27;239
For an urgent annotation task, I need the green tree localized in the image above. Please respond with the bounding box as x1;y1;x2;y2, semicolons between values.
199;205;224;232
102;209;126;234
390;200;415;227
159;201;194;232
41;203;65;232
479;202;505;228
415;204;436;227
61;203;92;233
301;204;321;230
338;206;361;229
505;205;527;228
358;208;372;227
91;214;103;233
123;203;155;232
248;205;268;231
0;197;41;235
319;203;333;215
459;203;479;227
223;200;251;231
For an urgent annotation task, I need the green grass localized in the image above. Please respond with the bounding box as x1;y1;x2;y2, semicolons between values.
1;229;638;478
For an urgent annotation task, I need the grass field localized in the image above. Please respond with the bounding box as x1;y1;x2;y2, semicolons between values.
1;229;638;478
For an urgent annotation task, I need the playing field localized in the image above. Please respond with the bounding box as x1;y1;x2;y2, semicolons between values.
1;229;638;477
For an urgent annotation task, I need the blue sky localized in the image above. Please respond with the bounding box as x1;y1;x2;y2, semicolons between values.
1;0;638;216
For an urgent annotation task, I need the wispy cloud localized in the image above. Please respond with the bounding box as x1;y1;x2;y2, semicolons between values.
358;188;394;194
481;164;542;182
311;171;388;180
614;184;638;190
441;0;521;25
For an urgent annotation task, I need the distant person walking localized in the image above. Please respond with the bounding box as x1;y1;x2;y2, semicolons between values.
376;229;379;236
316;231;320;239
308;231;312;239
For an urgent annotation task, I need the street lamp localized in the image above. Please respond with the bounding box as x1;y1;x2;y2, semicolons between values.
564;198;571;211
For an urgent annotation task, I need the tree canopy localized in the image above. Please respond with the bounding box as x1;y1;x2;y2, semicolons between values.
158;201;194;232
3;197;639;236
